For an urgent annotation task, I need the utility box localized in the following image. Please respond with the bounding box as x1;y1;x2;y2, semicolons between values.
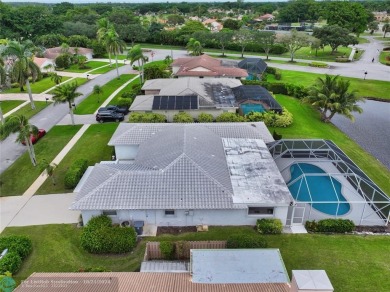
291;270;333;292
133;221;144;235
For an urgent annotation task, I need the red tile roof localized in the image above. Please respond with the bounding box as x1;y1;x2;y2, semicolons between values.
15;272;291;292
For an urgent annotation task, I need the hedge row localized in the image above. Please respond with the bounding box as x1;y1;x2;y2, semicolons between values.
0;235;32;274
256;218;283;234
246;107;293;127
80;215;137;254
305;219;355;233
242;79;308;99
309;62;329;68
64;159;88;189
226;234;268;248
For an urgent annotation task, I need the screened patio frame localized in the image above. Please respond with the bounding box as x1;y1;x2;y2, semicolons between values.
268;139;390;226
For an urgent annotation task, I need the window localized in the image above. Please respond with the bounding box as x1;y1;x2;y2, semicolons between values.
248;207;274;215
103;210;117;216
165;210;175;216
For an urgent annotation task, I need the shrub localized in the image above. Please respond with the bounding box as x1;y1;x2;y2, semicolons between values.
265;67;277;75
80;215;137;254
0;252;22;274
227;234;268;249
176;241;190;260
286;83;308;99
309;62;329;68
305;220;318;232
116;97;133;108
129;112;166;123
246;108;293;127
256;218;283;234
274;69;282;80
0;235;32;260
382;47;390;51
55;54;71;69
216;112;246;122
317;219;355;233
241;80;263;86
270;44;287;54
335;57;350;63
173;112;194;123
197;113;214;123
64;159;88;189
160;241;175;260
268;83;288;95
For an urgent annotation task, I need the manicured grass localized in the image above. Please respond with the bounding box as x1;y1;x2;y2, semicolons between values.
47;77;88;94
2;76;71;94
0;100;25;114
270;95;390;195
60;61;109;73
0;125;81;196
88;62;124;74
109;76;140;105
2;224;389;291
36;123;118;195
102;54;127;61
12;101;51;120
357;37;370;44
73;74;135;114
268;69;390;99
379;51;390;65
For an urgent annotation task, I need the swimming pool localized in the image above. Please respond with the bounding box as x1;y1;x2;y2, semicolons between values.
241;104;265;115
288;163;350;216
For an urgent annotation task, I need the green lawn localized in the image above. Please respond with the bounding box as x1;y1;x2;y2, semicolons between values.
11;101;51;120
36;123;118;195
102;54;127;61
88;62;125;74
379;51;390;65
270;95;390;195
2;224;389;291
2;76;71;94
60;61;109;73
357;37;370;44
109;76;140;105
0;125;81;196
73;74;135;114
268;69;390;100
0;100;25;114
47;77;88;94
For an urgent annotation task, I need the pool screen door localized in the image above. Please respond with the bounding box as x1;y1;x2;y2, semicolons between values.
292;206;305;225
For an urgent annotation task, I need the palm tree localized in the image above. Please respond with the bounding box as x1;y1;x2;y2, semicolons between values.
2;41;41;109
106;32;126;79
186;38;203;56
0;115;39;166
39;159;58;185
50;72;62;85
127;45;147;83
52;82;82;125
93;85;103;103
97;18;117;67
303;75;364;123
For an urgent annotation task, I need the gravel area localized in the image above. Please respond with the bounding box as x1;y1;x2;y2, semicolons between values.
332;100;390;170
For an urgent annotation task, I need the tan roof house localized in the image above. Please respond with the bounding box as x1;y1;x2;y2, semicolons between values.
33;57;55;71
202;18;224;32
44;47;93;60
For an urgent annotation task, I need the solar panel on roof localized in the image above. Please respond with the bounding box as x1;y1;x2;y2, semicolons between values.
182;97;191;109
160;96;168;109
168;96;175;109
190;96;198;109
152;96;161;110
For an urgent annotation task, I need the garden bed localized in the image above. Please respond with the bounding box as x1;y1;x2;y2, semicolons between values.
156;226;197;235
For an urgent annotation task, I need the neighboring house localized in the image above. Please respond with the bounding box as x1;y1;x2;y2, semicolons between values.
44;47;93;60
132;77;242;121
233;85;283;115
32;57;55;71
254;14;275;22
202;18;224;32
373;11;389;22
70;123;292;227
238;58;267;80
172;54;248;79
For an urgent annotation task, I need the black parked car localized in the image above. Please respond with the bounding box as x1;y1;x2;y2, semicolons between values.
96;111;124;123
98;105;129;115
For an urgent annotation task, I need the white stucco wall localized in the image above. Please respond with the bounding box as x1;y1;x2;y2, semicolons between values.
115;145;139;160
81;206;289;227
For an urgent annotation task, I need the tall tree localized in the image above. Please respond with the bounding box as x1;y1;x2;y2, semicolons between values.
253;31;276;60
303;75;364;123
186;38;203;56
383;23;390;38
50;72;62;85
213;30;234;57
106;32;126;79
278;0;319;23
39;159;58;185
118;24;149;47
234;29;254;58
313;25;358;54
52;82;82;125
127;44;147;84
97;17;117;67
277;30;313;62
2;40;41;109
0;115;38;166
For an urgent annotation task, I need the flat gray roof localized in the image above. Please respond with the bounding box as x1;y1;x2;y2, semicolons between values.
191;249;290;284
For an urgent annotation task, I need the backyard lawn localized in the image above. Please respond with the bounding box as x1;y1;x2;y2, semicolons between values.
60;61;109;73
73;74;136;114
0;100;25;114
2;224;389;292
267;70;390;100
2;76;71;94
0;125;81;196
11;101;51;120
270;95;390;195
36;123;118;195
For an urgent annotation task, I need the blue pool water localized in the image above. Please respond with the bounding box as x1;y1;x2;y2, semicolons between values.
241;104;265;115
288;163;350;216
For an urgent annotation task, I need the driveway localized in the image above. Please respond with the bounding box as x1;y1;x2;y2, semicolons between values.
6;193;79;228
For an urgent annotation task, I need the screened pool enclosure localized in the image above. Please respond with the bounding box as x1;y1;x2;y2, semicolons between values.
268;140;390;226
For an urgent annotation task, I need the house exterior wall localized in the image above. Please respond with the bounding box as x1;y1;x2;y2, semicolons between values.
81;206;289;227
115;145;139;160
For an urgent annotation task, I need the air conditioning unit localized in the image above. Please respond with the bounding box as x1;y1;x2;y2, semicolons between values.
120;221;130;227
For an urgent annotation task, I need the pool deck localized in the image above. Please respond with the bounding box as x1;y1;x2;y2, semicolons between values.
275;158;384;226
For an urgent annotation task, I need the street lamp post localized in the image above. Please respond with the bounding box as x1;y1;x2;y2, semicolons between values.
45;97;49;104
72;103;76;110
86;74;90;80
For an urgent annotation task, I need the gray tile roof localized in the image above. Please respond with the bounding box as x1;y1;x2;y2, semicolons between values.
71;123;285;211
